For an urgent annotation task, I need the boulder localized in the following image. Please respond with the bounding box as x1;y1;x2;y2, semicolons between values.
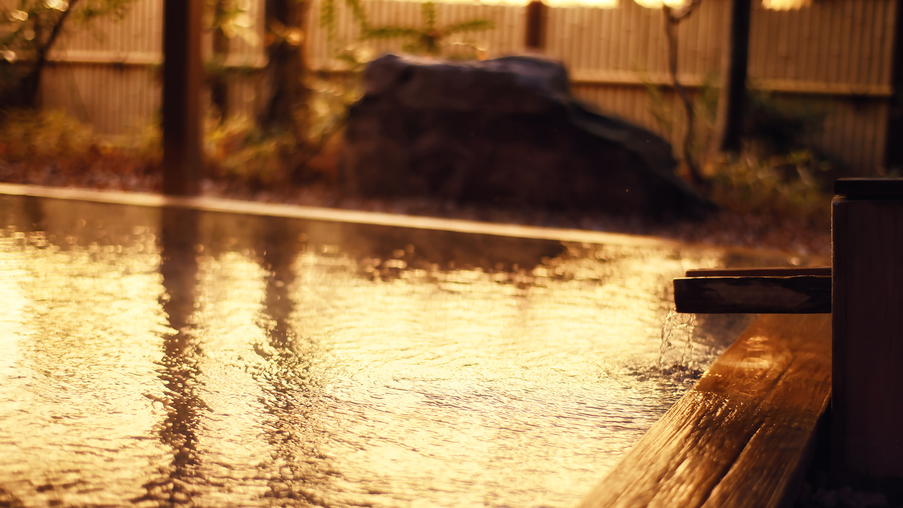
340;54;710;219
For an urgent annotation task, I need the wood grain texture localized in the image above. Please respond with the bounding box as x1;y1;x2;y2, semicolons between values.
832;196;903;482
673;276;832;314
578;314;832;508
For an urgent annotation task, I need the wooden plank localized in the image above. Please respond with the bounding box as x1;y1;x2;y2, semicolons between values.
567;70;894;96
686;267;831;277
849;0;864;86
673;275;831;313
579;314;832;508
838;0;854;85
799;0;813;81
781;7;798;81
600;6;612;71
858;0;875;87
879;0;898;86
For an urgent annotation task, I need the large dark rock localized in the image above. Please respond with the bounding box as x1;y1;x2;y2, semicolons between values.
340;54;710;219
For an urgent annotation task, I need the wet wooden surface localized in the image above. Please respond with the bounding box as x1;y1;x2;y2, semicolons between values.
578;314;832;508
686;267;832;278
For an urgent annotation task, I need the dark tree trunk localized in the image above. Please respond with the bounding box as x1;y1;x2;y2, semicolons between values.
712;0;752;154
18;0;80;108
524;0;547;51
261;0;310;136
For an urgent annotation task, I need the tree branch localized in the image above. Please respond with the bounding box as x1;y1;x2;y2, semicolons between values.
663;3;707;187
20;0;81;107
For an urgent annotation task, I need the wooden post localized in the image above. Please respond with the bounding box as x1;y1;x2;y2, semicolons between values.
524;0;547;51
162;0;203;196
832;178;903;484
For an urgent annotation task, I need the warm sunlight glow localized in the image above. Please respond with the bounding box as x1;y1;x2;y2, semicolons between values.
0;195;765;507
762;0;811;10
385;0;617;7
545;0;618;8
633;0;687;8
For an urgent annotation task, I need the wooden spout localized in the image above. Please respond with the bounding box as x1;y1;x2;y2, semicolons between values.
674;267;832;314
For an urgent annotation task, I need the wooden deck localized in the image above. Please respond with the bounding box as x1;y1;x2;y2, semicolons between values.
578;314;832;508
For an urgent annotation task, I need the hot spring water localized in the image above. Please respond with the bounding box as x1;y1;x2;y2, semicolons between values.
0;193;796;507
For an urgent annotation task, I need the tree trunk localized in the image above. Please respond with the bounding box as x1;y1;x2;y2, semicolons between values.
712;0;752;155
19;0;80;108
524;0;547;51
261;0;310;136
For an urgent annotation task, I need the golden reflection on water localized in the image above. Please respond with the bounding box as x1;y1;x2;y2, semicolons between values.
0;195;786;507
0;204;166;507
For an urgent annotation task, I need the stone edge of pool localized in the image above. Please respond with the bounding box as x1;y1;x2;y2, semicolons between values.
0;183;794;258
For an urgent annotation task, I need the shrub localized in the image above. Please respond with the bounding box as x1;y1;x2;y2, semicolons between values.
0;108;97;163
709;150;833;227
205;116;295;188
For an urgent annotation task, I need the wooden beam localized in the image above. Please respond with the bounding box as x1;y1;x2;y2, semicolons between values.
579;314;832;508
686;267;832;278
674;276;832;314
162;0;203;196
44;50;267;69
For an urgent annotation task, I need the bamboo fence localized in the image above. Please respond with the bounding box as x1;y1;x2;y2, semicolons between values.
35;0;899;173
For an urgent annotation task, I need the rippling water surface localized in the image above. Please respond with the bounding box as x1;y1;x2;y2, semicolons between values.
0;195;798;507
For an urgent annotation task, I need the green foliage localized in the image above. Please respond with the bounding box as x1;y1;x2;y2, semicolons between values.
307;71;362;143
205;0;257;46
709;150;833;226
0;108;96;161
205;116;296;187
644;76;840;223
358;1;494;57
0;109;298;189
707;87;839;223
321;0;369;41
321;0;494;58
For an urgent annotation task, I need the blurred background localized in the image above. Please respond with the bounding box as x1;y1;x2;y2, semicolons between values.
1;0;899;252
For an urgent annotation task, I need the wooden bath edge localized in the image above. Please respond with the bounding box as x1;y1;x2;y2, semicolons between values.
578;314;832;508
